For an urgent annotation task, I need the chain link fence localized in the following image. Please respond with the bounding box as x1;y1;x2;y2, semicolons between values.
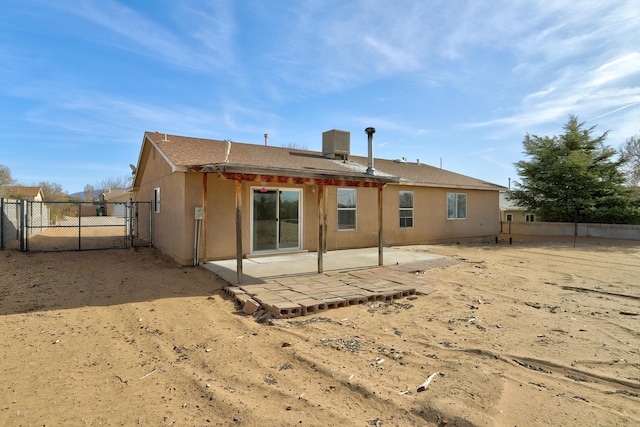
0;199;152;252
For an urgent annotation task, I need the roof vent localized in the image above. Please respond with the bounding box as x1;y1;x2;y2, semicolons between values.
322;129;350;159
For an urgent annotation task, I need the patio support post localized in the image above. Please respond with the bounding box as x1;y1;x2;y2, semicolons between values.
317;184;324;274
323;185;328;253
378;185;384;266
235;180;243;284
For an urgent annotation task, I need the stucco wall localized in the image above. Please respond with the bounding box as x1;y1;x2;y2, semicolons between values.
203;176;236;260
382;186;499;245
135;145;190;264
199;178;499;261
136;154;500;264
203;177;310;261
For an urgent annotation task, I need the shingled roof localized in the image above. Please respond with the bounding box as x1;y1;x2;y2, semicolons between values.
139;132;503;191
0;185;44;200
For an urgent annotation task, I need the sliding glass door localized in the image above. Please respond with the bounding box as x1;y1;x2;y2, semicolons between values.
252;189;300;252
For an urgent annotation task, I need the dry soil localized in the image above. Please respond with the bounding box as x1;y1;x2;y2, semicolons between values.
1;236;638;426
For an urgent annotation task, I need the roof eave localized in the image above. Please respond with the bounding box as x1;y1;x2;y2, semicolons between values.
132;132;185;190
396;180;506;191
188;163;400;184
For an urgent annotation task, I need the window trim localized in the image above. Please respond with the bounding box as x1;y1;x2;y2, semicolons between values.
399;190;414;228
154;187;160;213
337;188;357;231
506;213;513;221
447;192;467;220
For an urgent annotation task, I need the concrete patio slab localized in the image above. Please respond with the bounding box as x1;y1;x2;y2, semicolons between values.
204;246;446;285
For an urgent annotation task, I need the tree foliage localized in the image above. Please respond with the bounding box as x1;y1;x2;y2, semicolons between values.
94;175;131;192
510;115;640;224
37;181;71;201
619;134;640;187
84;184;96;201
281;142;308;150
0;164;16;188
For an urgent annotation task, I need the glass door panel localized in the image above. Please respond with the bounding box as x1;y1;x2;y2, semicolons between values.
278;190;299;249
252;190;277;251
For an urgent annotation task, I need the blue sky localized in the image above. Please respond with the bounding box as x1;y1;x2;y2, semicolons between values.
1;1;639;194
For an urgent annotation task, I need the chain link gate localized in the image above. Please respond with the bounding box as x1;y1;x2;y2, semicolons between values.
0;199;152;252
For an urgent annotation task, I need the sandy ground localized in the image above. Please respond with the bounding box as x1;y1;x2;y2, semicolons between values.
0;236;638;426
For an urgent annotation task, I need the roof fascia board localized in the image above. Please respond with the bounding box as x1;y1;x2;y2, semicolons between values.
132;133;186;190
194;163;400;184
396;181;506;191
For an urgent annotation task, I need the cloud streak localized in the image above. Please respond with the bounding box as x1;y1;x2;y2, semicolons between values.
53;0;236;73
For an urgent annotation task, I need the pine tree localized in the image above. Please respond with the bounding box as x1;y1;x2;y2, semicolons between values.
510;115;640;224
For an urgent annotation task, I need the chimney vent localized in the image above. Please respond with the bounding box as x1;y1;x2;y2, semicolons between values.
264;133;269;146
365;127;376;175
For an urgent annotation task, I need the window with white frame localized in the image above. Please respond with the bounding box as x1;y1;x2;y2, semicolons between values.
447;193;467;219
337;188;356;230
506;213;513;221
526;213;535;222
399;191;413;228
154;187;161;213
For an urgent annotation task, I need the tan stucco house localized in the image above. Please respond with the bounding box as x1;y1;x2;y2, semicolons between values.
132;130;505;267
499;191;536;223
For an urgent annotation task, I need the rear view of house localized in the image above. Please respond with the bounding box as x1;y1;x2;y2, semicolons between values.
132;130;504;265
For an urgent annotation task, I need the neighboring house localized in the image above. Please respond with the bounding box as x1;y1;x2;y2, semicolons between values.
132;130;505;266
77;188;132;216
103;188;132;217
499;191;535;223
0;186;45;201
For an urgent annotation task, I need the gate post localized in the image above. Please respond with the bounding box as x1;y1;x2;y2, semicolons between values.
19;199;26;252
0;198;4;250
78;203;82;250
128;199;134;247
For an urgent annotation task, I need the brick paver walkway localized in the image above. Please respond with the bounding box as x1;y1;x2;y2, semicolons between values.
223;267;437;318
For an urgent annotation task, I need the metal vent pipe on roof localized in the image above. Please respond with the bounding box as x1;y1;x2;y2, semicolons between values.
264;133;269;146
365;127;376;175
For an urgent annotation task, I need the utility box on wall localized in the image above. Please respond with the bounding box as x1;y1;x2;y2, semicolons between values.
194;206;203;220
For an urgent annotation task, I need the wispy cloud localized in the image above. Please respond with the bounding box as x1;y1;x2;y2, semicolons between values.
466;50;640;137
261;1;437;92
455;0;640;143
52;0;236;73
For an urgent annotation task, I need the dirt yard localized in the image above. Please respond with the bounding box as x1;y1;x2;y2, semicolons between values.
1;236;638;426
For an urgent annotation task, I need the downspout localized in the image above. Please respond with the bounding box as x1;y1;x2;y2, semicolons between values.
378;184;384;266
202;171;207;263
193;171;208;266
